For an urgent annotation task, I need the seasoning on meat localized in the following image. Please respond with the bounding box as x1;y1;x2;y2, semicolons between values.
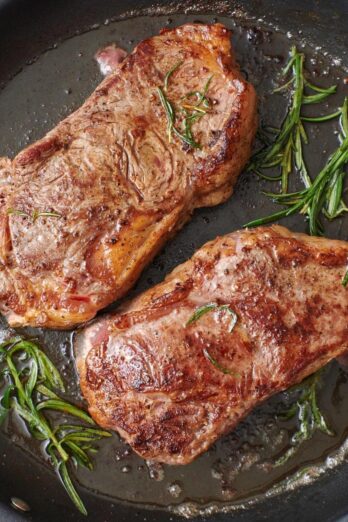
0;23;257;328
76;225;348;464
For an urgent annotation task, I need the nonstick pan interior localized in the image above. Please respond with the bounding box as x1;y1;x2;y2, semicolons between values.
0;1;348;521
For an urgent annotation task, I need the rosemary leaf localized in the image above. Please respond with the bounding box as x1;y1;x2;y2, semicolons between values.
0;385;14;425
341;99;348;135
157;86;175;142
324;169;347;219
61;431;104;443
7;208;29;218
273;77;294;93
186;303;218;326
304;80;336;94
164;61;182;91
36;349;65;392
254;168;282;182
63;441;93;470
7;208;61;222
202;348;240;377
36;383;60;400
12;398;45;433
32;211;61;222
6;354;28;407
0;404;8;425
301;109;341;122
303;90;336;104
36;399;95;425
25;358;38;399
274;445;298;467
343;269;348;287
55;425;111;439
1;384;14;409
58;461;88;516
310;392;333;435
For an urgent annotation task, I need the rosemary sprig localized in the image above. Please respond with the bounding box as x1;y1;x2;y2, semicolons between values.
249;46;337;193
7;208;61;222
245;98;348;235
274;371;333;467
157;62;212;149
0;337;111;515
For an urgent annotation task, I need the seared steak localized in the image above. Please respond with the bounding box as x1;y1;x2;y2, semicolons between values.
0;23;257;328
76;225;348;464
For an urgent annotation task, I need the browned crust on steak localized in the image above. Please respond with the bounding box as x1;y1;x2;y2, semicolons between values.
0;23;257;328
76;225;348;464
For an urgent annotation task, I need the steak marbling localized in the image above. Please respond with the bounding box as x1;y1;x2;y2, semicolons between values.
76;225;348;464
0;23;257;328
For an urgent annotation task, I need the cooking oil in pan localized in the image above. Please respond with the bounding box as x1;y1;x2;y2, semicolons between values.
0;11;347;518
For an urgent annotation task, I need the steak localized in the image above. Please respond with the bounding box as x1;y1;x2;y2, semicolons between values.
75;225;348;464
0;23;257;328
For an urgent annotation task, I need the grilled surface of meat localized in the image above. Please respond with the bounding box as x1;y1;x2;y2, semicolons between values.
76;225;348;464
0;23;257;328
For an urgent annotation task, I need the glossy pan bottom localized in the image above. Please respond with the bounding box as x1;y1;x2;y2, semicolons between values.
0;1;347;521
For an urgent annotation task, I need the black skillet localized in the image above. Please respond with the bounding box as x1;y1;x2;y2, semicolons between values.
0;1;348;521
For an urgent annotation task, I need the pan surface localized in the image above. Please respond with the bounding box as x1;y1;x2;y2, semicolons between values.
0;1;347;521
